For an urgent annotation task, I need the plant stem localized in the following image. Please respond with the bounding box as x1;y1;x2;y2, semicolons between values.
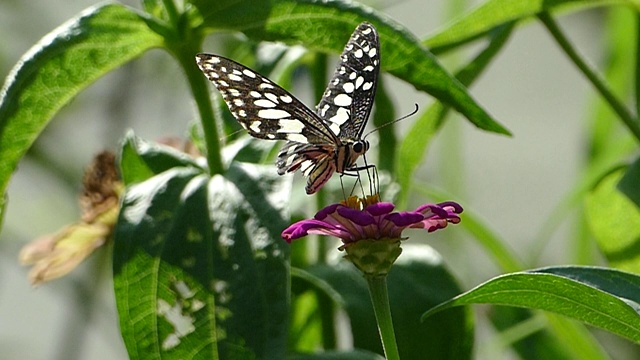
172;43;225;175
366;275;400;360
538;11;640;143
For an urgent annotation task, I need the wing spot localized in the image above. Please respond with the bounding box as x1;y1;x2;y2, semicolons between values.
238;110;247;117
249;91;262;98
363;65;375;72
254;99;276;108
266;134;276;139
259;83;274;89
362;82;373;91
353;49;363;58
330;123;340;135
228;89;240;97
288;133;308;143
361;27;372;35
355;76;364;89
265;93;279;103
343;82;355;93
242;69;256;78
280;95;293;103
217;80;229;87
320;104;330;117
334;94;352;107
249;121;261;133
349;72;357;80
329;108;350;132
228;73;243;81
277;119;305;133
368;48;377;57
220;66;228;73
258;109;291;119
233;98;244;106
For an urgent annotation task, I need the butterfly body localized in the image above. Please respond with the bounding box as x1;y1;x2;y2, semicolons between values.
196;22;379;194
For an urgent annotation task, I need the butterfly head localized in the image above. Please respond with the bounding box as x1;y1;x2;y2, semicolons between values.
352;140;369;155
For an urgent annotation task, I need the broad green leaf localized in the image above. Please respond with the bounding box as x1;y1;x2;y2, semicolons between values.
618;156;640;209
310;244;473;359
0;3;163;215
396;23;515;209
586;168;640;273
424;0;636;52
114;150;291;358
120;132;205;185
423;266;640;344
191;0;510;135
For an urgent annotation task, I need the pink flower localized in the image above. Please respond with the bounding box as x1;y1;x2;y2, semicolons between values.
282;197;462;245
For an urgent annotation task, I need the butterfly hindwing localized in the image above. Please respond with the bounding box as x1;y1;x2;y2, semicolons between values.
196;54;338;145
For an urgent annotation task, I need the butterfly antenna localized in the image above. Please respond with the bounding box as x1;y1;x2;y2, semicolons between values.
363;103;419;140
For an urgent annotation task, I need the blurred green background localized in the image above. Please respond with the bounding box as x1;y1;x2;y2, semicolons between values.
1;0;634;359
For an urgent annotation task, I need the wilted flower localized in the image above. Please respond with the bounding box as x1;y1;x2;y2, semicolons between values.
19;151;122;286
282;195;462;275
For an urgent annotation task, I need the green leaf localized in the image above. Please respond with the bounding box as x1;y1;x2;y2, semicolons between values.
310;244;473;359
586;167;640;273
114;157;291;359
191;0;509;135
618;156;640;209
424;0;635;52
119;132;205;185
396;23;515;209
0;3;162;208
423;266;640;344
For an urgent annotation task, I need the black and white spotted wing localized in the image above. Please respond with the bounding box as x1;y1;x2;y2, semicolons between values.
196;22;380;194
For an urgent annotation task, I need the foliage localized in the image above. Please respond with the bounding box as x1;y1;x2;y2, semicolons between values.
2;0;640;359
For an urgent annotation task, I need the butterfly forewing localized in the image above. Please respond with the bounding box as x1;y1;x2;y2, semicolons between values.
195;54;337;145
316;22;380;140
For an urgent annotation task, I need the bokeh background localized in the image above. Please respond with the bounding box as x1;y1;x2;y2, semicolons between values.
1;0;634;358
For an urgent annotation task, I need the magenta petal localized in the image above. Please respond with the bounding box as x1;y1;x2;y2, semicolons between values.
315;204;341;220
282;219;336;243
438;201;464;214
385;211;424;227
337;206;375;226
365;202;395;216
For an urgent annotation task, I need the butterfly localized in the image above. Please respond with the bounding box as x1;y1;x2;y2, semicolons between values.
196;22;379;194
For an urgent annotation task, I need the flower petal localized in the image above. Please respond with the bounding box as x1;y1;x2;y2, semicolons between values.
315;203;341;220
337;206;375;226
384;211;425;227
364;202;395;216
281;219;352;243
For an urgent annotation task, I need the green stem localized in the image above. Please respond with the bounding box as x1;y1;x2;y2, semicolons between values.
161;0;180;26
366;275;400;360
172;43;225;175
538;11;640;143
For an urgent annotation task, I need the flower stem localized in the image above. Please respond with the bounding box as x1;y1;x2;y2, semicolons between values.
538;11;640;143
366;275;400;360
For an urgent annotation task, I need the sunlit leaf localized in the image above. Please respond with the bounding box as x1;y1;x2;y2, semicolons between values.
423;266;640;344
114;137;291;359
586;167;640;273
0;4;163;210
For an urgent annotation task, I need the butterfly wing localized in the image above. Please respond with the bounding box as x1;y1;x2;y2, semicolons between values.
316;22;380;140
196;54;339;145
